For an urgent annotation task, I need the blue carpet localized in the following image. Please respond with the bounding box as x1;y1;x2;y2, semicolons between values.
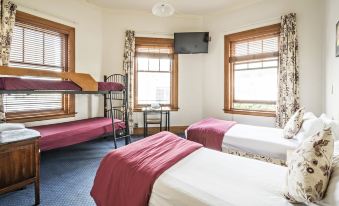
0;135;144;206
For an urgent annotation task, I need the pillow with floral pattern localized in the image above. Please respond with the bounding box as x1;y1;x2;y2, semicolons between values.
284;128;334;203
283;108;305;139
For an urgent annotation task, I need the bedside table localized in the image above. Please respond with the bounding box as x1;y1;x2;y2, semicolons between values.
0;133;40;205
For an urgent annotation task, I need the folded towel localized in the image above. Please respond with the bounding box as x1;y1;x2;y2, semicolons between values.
0;123;25;132
0;128;40;143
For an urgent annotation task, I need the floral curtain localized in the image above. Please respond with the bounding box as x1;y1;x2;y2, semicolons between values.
276;13;300;128
0;0;17;122
123;30;135;134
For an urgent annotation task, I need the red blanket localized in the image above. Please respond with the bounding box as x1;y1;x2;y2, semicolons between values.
186;118;236;151
90;131;202;206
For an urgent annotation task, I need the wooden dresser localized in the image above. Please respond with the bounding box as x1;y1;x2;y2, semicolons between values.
0;135;40;205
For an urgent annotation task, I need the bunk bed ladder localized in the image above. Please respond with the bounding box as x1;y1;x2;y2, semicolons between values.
107;91;117;149
124;74;131;145
104;74;131;149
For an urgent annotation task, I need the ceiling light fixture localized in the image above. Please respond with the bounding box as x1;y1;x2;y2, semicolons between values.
152;1;175;17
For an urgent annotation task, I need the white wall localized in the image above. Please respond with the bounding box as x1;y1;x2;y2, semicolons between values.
9;0;327;128
12;0;104;126
324;0;339;119
101;10;205;127
202;0;325;127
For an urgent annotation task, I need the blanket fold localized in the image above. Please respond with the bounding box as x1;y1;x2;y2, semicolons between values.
186;118;236;151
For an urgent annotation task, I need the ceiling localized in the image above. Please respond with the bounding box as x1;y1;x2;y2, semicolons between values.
87;0;259;15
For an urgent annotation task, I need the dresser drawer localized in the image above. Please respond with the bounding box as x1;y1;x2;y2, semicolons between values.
0;139;37;188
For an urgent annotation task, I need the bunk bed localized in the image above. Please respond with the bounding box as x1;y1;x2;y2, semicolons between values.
0;66;130;151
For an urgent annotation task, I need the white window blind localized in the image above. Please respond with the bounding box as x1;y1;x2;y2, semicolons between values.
136;46;172;105
230;35;279;112
4;21;66;113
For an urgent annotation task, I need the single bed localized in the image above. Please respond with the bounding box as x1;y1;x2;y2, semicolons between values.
91;132;339;206
186;117;321;166
31;117;125;151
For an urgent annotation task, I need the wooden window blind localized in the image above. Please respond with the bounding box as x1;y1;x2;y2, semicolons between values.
134;37;178;111
4;11;75;122
224;24;280;117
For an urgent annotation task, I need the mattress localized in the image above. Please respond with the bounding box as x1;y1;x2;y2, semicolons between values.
222;124;300;160
149;148;339;206
32;117;125;151
150;148;289;206
0;77;124;91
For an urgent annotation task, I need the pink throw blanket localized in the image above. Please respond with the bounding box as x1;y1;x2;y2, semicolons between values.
91;131;202;206
186;118;236;151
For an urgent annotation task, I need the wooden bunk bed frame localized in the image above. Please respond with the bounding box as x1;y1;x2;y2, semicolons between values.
0;66;131;149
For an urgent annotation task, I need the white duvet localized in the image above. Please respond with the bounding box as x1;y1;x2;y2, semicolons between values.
149;147;339;206
222;124;300;160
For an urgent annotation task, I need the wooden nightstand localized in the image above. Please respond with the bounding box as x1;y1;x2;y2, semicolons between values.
0;134;40;205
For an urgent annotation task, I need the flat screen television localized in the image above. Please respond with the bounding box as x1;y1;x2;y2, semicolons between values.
174;32;209;54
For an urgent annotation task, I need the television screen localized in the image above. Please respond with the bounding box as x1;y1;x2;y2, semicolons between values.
174;32;209;54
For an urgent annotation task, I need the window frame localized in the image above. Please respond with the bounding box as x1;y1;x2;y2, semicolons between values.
5;11;75;122
133;37;178;112
224;24;280;117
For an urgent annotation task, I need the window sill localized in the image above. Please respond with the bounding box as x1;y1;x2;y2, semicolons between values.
6;111;76;123
223;109;276;117
133;107;179;112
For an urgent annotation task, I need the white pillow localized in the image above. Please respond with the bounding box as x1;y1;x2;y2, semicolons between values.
320;114;339;140
303;112;317;120
0;123;25;132
295;117;324;143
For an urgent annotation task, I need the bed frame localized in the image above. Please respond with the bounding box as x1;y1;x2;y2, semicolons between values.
0;66;130;149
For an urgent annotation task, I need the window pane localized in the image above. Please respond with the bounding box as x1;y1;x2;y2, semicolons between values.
233;103;275;111
137;72;170;104
44;33;63;67
160;59;171;71
263;37;278;53
4;94;62;112
137;57;148;71
234;67;277;102
235;43;247;56
149;58;159;71
24;28;44;65
248;40;262;54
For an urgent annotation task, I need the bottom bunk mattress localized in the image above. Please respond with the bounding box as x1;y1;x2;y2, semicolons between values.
90;132;339;206
31;117;125;151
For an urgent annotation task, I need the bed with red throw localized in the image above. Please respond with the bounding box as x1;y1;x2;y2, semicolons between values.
90;131;202;206
186;118;302;166
186;117;236;151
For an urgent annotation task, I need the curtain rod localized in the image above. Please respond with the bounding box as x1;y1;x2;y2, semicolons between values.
16;3;78;26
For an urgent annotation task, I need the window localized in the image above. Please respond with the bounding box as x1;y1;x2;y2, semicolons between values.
4;11;75;122
134;37;178;111
224;24;280;117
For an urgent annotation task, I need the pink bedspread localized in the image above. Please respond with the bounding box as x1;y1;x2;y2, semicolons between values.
186;118;236;151
91;131;202;206
32;117;125;151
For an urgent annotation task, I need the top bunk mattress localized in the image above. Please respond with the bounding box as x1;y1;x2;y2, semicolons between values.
0;77;124;92
222;124;300;160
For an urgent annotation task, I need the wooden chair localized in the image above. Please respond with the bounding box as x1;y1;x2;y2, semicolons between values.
144;104;163;137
